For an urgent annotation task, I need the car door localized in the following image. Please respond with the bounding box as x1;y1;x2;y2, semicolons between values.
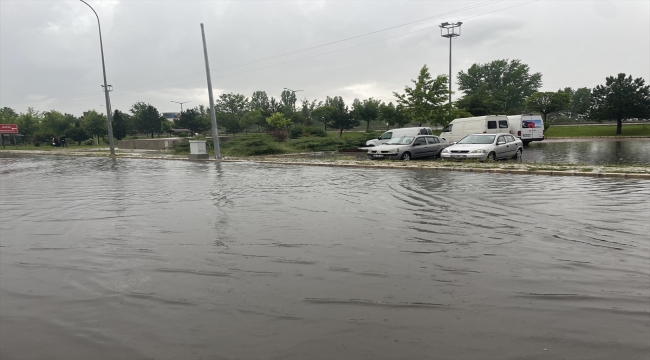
494;135;510;159
425;136;441;156
410;136;428;158
505;135;518;157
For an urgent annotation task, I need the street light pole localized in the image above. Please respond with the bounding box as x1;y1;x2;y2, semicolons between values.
200;23;221;159
439;22;462;110
283;88;303;112
80;0;115;156
171;101;191;113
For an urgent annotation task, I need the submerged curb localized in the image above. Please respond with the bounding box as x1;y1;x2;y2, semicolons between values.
247;160;650;179
2;150;649;179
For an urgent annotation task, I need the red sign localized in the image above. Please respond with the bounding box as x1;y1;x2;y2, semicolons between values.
0;124;18;134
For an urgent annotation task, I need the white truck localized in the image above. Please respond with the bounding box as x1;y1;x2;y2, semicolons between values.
507;114;545;144
439;115;510;143
365;127;433;147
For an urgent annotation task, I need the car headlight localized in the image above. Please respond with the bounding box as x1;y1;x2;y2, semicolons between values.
470;149;487;154
387;148;399;154
442;148;449;153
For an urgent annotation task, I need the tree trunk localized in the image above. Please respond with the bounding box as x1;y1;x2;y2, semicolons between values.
616;118;622;135
366;121;370;131
339;128;343;137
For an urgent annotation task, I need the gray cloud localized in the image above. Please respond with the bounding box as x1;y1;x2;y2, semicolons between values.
1;0;648;116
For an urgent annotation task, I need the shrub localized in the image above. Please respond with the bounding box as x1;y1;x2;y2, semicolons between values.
268;129;287;142
290;125;327;139
289;125;304;139
84;138;95;145
33;131;54;146
221;135;285;156
290;137;342;152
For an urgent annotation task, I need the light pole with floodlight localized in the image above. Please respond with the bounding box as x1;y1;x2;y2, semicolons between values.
439;22;462;110
80;0;115;156
171;101;191;114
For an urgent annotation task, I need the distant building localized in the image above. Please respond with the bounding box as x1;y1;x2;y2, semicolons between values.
162;112;180;122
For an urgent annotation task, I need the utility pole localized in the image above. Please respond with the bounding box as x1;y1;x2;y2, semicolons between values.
80;0;115;156
439;22;462;111
200;24;220;159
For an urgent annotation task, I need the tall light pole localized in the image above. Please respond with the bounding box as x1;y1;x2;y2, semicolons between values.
200;23;221;159
80;0;115;156
283;88;303;112
439;22;462;110
171;101;191;113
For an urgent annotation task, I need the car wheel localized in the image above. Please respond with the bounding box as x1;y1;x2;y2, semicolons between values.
487;152;496;161
401;152;411;161
513;148;522;160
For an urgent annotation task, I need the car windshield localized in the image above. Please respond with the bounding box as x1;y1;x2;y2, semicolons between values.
457;135;495;144
385;136;414;145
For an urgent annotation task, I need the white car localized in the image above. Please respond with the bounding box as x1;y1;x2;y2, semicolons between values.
367;135;450;161
440;133;523;161
365;127;433;147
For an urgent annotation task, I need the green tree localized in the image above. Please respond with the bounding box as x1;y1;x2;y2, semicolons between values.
280;89;298;114
588;73;650;134
352;98;381;131
131;102;164;138
250;91;270;114
378;102;410;130
525;91;571;123
241;110;265;133
16;108;40;143
457;59;542;114
111;110;130;140
216;93;248;136
68;121;89;145
316;96;358;137
0;107;18;123
42;110;73;135
174;108;209;134
394;65;449;126
561;87;592;120
301;99;320;127
81;110;107;144
266;112;292;130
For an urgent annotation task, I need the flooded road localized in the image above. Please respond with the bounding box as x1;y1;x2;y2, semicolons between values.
524;138;650;165
1;155;649;360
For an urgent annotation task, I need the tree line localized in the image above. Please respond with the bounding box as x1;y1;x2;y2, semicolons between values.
1;59;648;143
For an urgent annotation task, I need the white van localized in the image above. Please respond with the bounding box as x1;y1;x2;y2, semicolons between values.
439;115;510;143
507;114;544;144
365;127;433;147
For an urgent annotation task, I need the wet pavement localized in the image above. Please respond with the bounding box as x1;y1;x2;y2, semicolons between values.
1;155;649;359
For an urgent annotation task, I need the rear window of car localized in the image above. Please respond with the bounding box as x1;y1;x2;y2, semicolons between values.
506;135;516;142
426;136;439;144
499;120;509;128
488;121;497;129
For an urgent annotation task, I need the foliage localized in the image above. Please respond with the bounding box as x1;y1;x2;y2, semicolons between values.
67;123;90;145
266;112;292;130
378;102;410;129
32;131;54;146
174;108;209;134
112;110;130;140
456;59;542;115
280;89;298;114
525;91;571;122
289;125;327;139
42;111;74;135
81;110;107;144
17;108;40;140
241;110;265;133
588;73;650;134
560;87;592;119
393;65;448;126
290;137;342;151
216;93;248;136
0;107;19;123
221;134;285;156
249;91;270;115
315;96;358;136
131;102;164;138
352;98;381;131
436;104;473;127
301;99;320;126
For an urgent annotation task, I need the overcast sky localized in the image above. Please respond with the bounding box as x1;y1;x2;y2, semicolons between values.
1;0;648;117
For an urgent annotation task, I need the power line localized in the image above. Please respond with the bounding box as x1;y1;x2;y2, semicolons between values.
3;0;503;107
6;0;539;108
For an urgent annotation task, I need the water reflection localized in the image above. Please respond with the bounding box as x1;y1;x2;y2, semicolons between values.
523;139;650;165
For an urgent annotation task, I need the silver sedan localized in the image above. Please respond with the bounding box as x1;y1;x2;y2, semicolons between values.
440;133;523;161
367;135;451;161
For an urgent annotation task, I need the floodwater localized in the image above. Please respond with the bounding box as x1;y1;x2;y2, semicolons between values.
523;139;650;165
1;155;649;360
